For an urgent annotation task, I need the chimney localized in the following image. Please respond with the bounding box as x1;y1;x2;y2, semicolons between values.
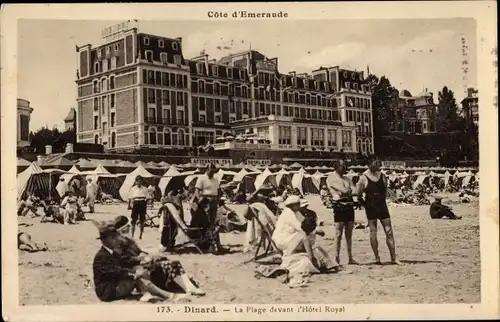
289;71;296;76
45;145;53;155
176;37;182;47
37;155;45;165
66;143;74;153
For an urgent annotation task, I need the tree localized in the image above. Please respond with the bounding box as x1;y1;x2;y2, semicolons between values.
436;86;460;132
30;126;76;154
366;74;399;152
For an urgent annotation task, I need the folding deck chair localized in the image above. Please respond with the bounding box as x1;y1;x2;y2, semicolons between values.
163;203;214;255
243;204;282;264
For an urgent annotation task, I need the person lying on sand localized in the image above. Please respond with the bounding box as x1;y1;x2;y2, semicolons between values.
92;216;204;303
429;196;462;220
18;231;48;252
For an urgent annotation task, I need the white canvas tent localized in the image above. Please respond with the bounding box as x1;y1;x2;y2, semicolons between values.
119;165;157;200
18;162;65;200
68;165;80;174
254;167;277;190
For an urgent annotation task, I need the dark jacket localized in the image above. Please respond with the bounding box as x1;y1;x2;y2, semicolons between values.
92;247;134;302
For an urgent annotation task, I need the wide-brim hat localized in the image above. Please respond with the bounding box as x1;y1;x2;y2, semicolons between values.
284;195;301;207
91;219;118;240
300;199;310;208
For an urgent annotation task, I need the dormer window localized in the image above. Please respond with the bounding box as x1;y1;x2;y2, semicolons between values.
239;70;245;80
197;63;204;74
172;42;178;50
352;73;356;80
159;39;164;48
144;36;150;45
160;53;168;63
227;68;233;78
292;77;297;86
343;71;347;78
173;55;181;65
106;46;111;55
304;80;309;89
345;82;350;89
145;50;153;62
94;62;100;73
97;49;102;58
359;74;364;81
114;43;119;51
212;65;218;76
353;83;358;90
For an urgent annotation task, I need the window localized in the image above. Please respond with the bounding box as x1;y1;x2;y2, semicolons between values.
148;89;156;103
297;127;307;146
177;110;184;124
162;90;170;105
144;36;150;45
93;80;99;93
94;62;100;73
97;49;102;58
198;80;205;93
114;43;119;51
178;130;185;145
351;73;356;80
327;130;337;147
109;76;115;90
94;116;99;130
94;97;99;111
214;82;220;95
172;42;178;50
147;70;155;84
312;128;324;146
164;130;171;145
176;92;183;106
106;46;111;55
343;71;347;78
353;83;358;90
212;65;218;76
159;39;164;48
148;107;156;123
110;57;116;69
145;50;153;62
110;94;115;108
111;112;115;127
160;53;168;63
111;132;116;148
229;117;235;123
173;55;182;65
149;128;157;145
214;99;221;113
215;115;221;123
230;101;235;114
162;72;169;86
227;68;233;78
345;82;350;89
199;115;206;124
279;126;291;145
242;102;248;114
94;134;99;145
163;108;171;123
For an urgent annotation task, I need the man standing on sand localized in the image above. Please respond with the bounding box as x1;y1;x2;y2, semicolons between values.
85;178;98;213
128;176;149;240
326;160;358;266
357;156;400;265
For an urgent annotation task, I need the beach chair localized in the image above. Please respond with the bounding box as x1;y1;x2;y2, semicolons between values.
243;205;282;264
144;210;161;228
163;203;211;255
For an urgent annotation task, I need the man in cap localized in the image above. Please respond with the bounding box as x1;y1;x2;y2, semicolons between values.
429;195;461;220
92;217;174;302
128;176;149;239
326;159;358;266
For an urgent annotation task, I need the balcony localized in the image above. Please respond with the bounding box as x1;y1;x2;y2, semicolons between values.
213;141;271;150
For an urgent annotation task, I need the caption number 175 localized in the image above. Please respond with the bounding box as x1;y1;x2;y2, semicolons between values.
157;306;172;313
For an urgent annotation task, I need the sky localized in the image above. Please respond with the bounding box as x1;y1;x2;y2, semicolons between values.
18;18;477;131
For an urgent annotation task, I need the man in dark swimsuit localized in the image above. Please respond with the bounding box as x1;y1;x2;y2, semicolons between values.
357;156;400;265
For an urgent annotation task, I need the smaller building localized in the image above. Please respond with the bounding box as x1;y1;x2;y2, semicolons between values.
461;87;478;126
389;89;437;135
64;107;77;131
17;98;33;148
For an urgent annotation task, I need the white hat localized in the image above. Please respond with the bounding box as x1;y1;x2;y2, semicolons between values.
284;195;301;207
300;199;309;208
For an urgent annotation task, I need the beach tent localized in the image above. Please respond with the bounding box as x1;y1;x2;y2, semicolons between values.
215;169;237;184
412;173;429;189
276;168;292;187
461;170;476;187
116;160;135;167
311;171;326;191
119;165;158;201
82;164;122;199
240;171;261;193
147;161;158;168
158;165;197;196
18;162;65;200
184;174;203;188
68;165;80;174
292;168;319;195
254;167;278;191
157;161;170;168
346;169;359;178
17;157;31;167
289;162;303;169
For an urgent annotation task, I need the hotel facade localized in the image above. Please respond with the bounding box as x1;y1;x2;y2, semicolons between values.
75;23;374;162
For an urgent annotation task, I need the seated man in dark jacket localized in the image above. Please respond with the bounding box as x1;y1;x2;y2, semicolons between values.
429;196;461;220
92;219;173;302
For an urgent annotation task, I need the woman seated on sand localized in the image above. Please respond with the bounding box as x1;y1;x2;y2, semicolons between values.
92;215;205;303
18;231;48;252
17;192;43;217
60;190;80;224
272;195;337;288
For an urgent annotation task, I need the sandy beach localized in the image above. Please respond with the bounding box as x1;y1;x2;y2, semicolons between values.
18;195;480;305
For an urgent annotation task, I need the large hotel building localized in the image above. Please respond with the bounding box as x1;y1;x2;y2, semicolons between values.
75;23;374;163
